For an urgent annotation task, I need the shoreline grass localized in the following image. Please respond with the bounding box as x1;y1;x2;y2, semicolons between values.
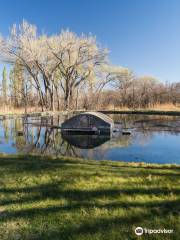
0;108;180;118
99;109;180;116
0;155;179;240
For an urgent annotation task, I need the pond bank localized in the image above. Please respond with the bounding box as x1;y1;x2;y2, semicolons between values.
98;110;180;116
0;154;179;240
1;109;180;118
0;109;180;117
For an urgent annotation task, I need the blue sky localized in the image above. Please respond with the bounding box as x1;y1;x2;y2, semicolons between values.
0;0;180;83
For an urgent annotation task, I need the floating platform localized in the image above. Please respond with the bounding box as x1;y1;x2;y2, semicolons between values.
61;128;100;135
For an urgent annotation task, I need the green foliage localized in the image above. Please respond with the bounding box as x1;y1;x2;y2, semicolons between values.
0;155;179;240
2;66;7;101
9;63;25;106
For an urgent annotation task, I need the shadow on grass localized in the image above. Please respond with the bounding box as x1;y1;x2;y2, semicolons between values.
1;198;179;220
0;155;180;207
0;183;180;206
1;199;179;240
0;155;179;239
0;181;179;227
0;155;179;176
1;212;152;240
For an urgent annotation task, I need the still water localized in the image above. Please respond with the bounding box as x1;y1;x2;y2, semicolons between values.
0;114;180;164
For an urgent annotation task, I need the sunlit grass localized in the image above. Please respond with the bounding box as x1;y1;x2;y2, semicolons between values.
0;155;179;240
104;103;180;111
0;104;180;116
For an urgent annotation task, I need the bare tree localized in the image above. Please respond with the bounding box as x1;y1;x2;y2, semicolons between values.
0;21;108;111
47;30;108;109
0;21;61;111
0;21;179;112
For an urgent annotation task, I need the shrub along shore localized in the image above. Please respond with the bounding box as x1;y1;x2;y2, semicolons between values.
0;154;179;240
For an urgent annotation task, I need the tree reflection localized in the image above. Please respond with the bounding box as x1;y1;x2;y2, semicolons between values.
15;125;82;157
61;133;110;149
3;118;10;143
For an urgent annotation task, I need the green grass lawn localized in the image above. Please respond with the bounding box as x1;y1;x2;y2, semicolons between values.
0;155;179;240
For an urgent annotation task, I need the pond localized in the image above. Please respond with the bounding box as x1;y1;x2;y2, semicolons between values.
0;114;180;164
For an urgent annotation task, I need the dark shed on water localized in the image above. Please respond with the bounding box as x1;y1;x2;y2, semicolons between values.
61;112;114;134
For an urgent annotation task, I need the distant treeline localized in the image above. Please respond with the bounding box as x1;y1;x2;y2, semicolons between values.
0;21;179;112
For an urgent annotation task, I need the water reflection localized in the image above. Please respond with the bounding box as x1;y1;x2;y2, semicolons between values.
0;114;180;164
62;133;110;149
